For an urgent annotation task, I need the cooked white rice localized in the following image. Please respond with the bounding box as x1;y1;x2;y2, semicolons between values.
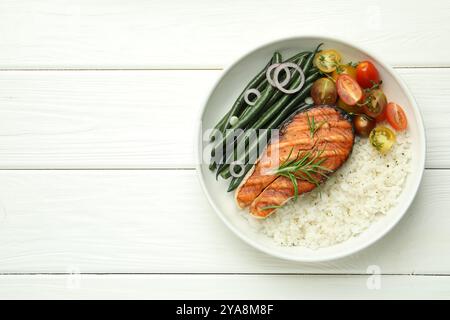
243;127;411;249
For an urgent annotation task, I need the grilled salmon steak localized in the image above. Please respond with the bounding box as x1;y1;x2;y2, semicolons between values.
235;105;354;218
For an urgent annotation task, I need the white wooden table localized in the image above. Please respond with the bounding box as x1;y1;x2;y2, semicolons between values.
0;0;449;299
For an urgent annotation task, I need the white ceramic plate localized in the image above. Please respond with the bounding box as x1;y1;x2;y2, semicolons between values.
195;36;426;262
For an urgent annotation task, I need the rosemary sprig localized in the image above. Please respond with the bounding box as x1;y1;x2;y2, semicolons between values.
306;113;327;138
261;204;283;210
371;140;384;152
261;148;332;211
335;64;345;74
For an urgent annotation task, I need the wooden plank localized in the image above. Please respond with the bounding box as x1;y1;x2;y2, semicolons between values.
0;70;217;168
0;68;448;168
0;274;448;299
0;0;449;68
0;169;448;274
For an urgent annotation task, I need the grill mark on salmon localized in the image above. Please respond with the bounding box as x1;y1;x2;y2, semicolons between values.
235;105;355;217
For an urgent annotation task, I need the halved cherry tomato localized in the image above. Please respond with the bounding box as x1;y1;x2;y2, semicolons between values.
332;64;357;81
336;74;363;106
385;102;408;131
356;61;380;89
361;89;387;118
369;126;396;154
313;49;342;73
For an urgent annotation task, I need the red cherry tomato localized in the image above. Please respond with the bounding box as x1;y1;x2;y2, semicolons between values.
336;74;363;106
385;102;408;131
356;61;380;89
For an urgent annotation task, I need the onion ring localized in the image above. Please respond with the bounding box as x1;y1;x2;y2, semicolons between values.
273;62;305;94
266;63;291;88
229;161;245;177
243;88;261;106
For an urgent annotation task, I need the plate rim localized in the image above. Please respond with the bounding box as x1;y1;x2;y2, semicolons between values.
194;35;427;262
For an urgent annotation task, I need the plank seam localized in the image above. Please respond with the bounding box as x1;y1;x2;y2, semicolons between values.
0;167;446;171
0;68;223;71
0;273;449;276
0;66;449;71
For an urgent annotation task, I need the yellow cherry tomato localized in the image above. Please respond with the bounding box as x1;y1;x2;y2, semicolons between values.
313;49;342;73
369;126;396;154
